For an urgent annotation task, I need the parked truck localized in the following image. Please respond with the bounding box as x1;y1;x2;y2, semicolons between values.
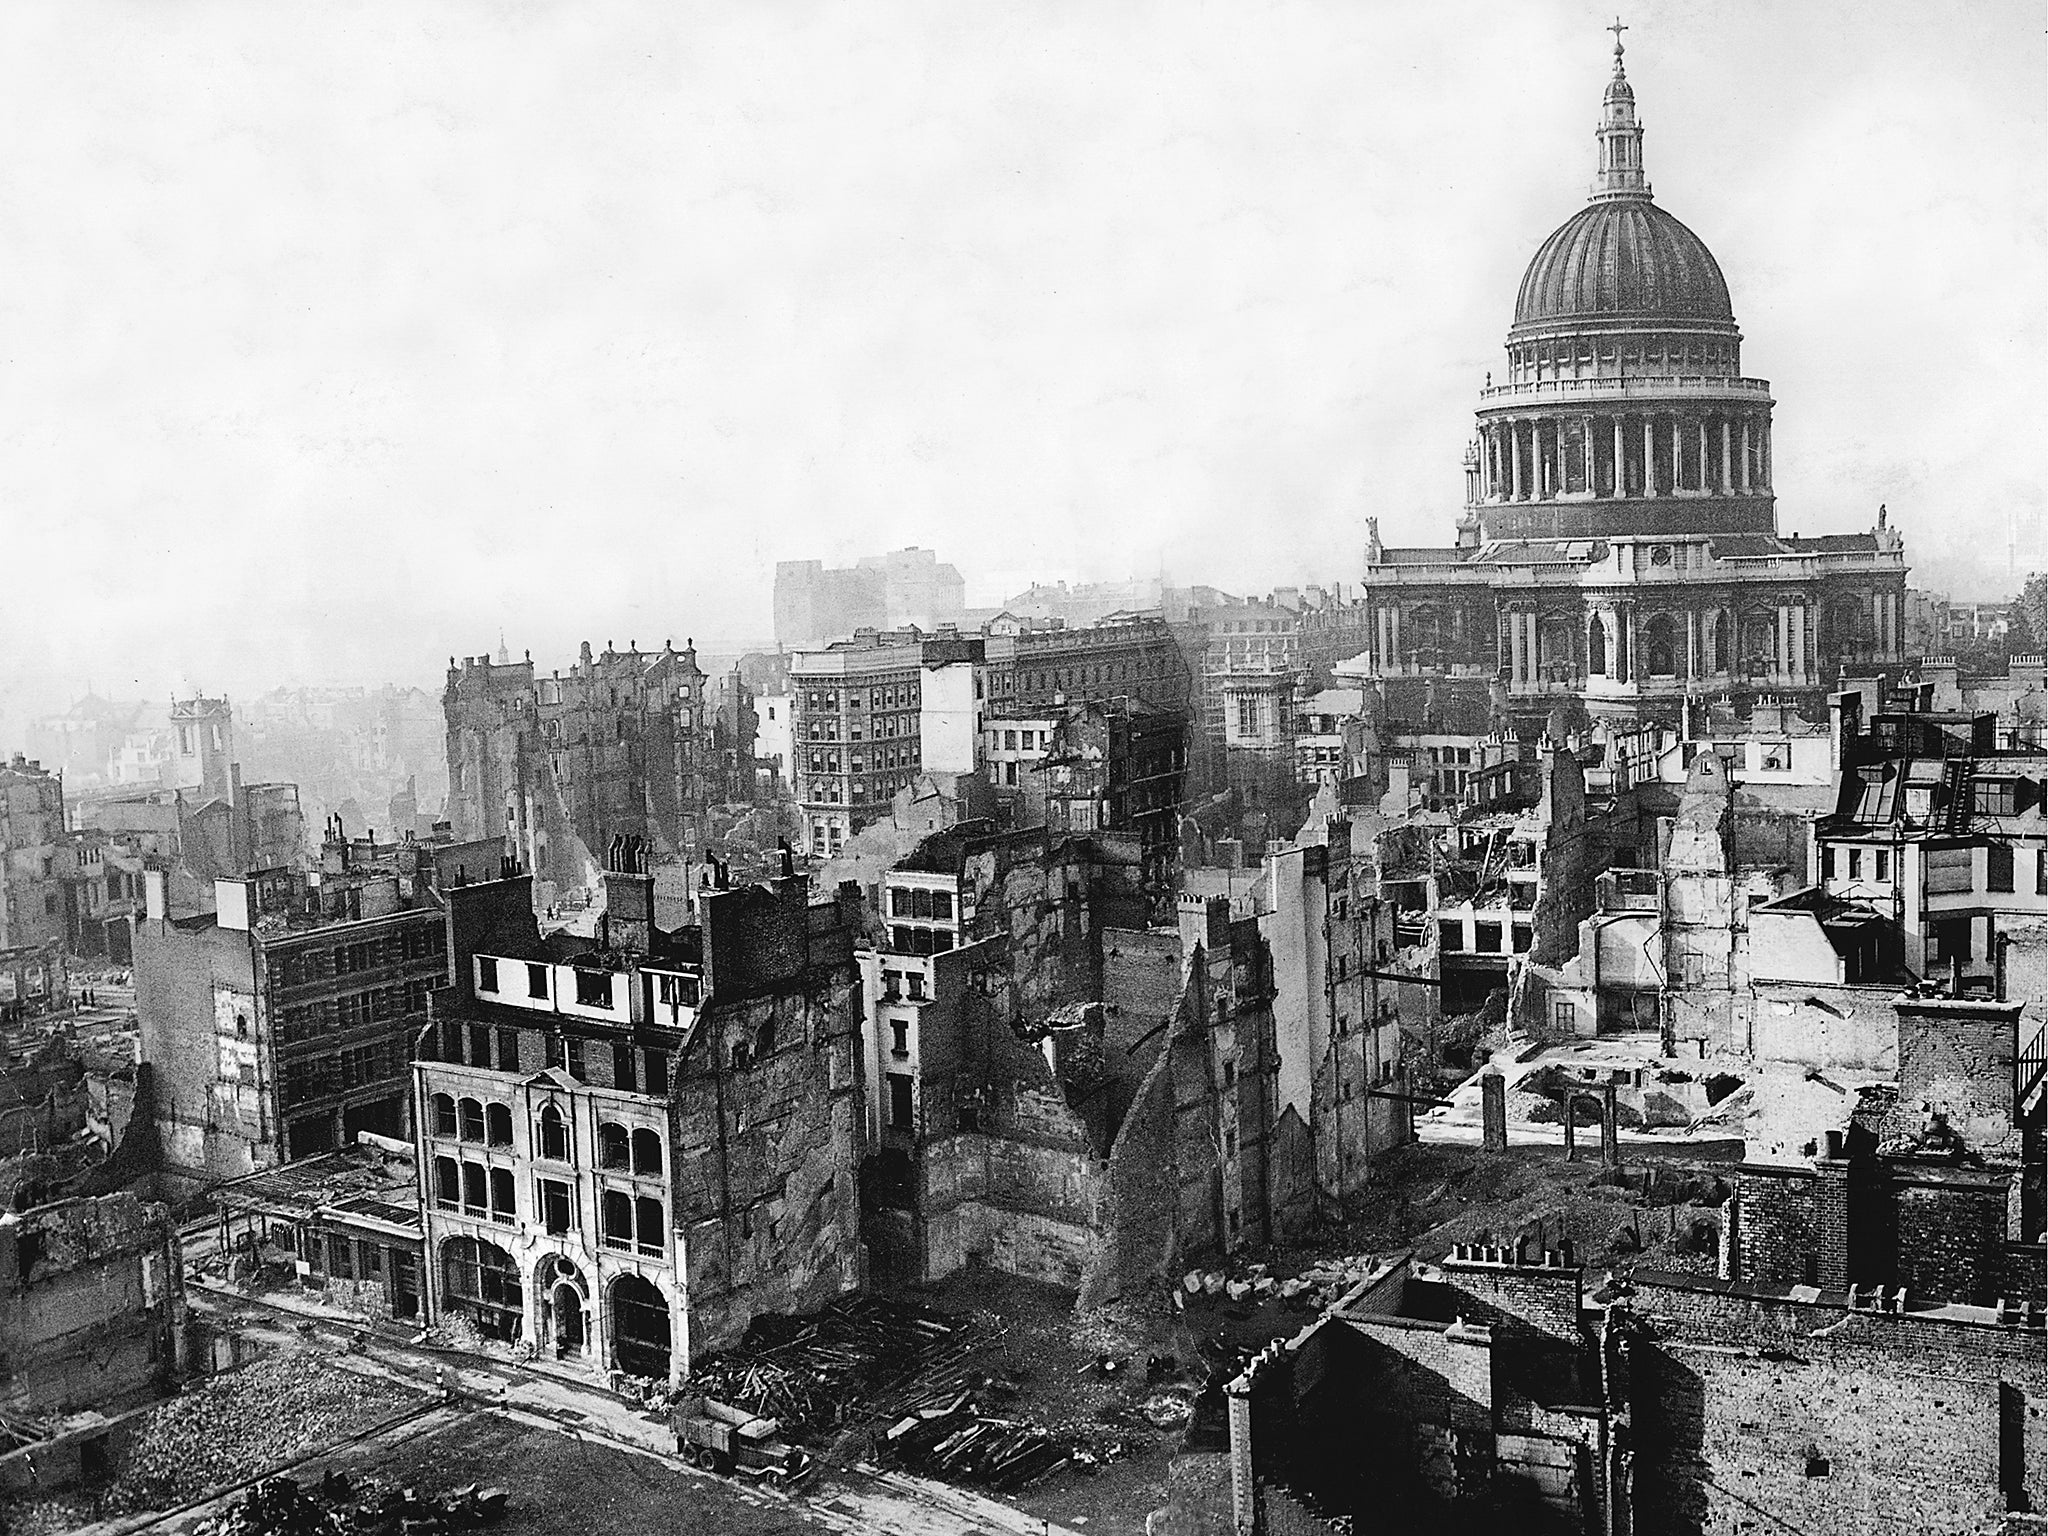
671;1396;814;1485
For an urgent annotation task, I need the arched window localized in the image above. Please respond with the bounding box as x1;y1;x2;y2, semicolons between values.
461;1161;487;1213
635;1197;665;1255
489;1167;516;1224
442;1236;522;1342
1644;615;1677;677
485;1102;513;1147
610;1273;671;1380
598;1121;631;1171
433;1155;459;1209
431;1093;457;1139
538;1103;568;1161
631;1127;663;1176
1712;611;1730;673
1588;616;1607;676
458;1097;485;1142
601;1190;634;1250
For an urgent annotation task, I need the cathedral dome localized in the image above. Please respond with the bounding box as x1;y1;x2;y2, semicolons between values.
1512;199;1733;330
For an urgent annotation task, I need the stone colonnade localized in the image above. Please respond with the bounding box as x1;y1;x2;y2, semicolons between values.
1479;409;1770;501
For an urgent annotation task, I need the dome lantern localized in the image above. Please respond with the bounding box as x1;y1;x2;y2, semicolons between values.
1593;18;1650;201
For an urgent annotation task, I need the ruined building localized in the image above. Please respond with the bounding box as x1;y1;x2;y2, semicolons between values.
0;1191;183;1416
855;823;1307;1303
134;840;452;1179
443;640;718;906
1224;1248;1629;1535
0;755;68;956
413;843;865;1384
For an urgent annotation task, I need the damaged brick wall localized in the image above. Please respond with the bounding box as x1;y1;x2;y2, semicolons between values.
1629;1272;2048;1535
0;1192;182;1414
673;976;865;1358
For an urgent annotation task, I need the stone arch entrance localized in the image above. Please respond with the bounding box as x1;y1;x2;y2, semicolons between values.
535;1254;590;1361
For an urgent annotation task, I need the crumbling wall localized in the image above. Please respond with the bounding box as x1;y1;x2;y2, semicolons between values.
1528;749;1592;969
1895;1001;2019;1160
918;1132;1099;1287
1078;1038;1179;1307
133;919;266;1178
0;1192;181;1414
1748;984;1897;1071
673;978;864;1358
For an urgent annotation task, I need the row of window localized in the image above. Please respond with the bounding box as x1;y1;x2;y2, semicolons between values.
427;1094;664;1173
805;774;912;806
801;684;920;713
280;1038;408;1107
1438;921;1534;955
430;1158;665;1255
888;887;955;921
808;747;916;775
279;981;434;1043
270;927;442;990
430;1019;670;1094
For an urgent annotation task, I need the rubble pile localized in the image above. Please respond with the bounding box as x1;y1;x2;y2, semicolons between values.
687;1295;980;1439
1175;1255;1381;1315
194;1471;509;1536
106;1354;421;1513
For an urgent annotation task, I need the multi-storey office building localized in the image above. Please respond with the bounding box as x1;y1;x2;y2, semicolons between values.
980;612;1195;720
413;846;865;1384
789;630;928;858
134;855;451;1177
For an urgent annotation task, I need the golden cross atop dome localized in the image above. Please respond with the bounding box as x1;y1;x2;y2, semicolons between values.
1607;16;1628;58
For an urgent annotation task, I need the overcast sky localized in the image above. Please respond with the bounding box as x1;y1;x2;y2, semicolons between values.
1;0;2040;712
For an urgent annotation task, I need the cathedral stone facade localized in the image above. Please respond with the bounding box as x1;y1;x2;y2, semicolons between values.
1360;37;1909;732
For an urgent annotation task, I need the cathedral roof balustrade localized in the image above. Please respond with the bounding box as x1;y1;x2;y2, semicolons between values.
1478;374;1772;404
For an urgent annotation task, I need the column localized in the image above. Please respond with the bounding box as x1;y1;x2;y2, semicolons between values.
1582;415;1595;496
1671;417;1684;493
1776;605;1790;680
1739;419;1751;492
1643;418;1657;496
1686;611;1700;678
1612;416;1626;497
1760;421;1772;490
1698;419;1710;494
1389;607;1402;667
1719;418;1732;493
1510;420;1523;501
1791;604;1807;682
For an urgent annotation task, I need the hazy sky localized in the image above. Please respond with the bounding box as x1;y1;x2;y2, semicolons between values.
1;0;2041;712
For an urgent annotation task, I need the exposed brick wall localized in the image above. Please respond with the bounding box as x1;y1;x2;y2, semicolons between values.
1438;1257;1585;1347
1629;1271;2048;1534
1728;1165;1820;1286
1732;1159;2019;1305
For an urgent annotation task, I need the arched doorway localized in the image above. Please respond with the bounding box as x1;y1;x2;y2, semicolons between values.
534;1254;590;1361
553;1285;586;1357
1588;616;1607;676
610;1273;673;1381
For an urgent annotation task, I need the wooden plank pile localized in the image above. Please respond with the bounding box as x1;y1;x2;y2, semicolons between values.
687;1295;980;1439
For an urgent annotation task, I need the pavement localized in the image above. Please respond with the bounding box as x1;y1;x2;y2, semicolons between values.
169;1275;1085;1536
